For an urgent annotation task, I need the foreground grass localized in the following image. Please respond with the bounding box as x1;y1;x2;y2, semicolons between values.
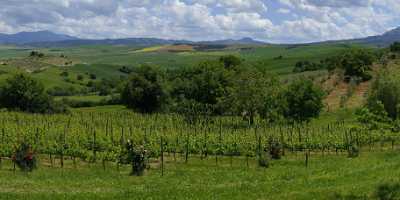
0;150;399;200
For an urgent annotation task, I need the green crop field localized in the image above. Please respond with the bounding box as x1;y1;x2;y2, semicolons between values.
0;151;399;200
0;107;398;200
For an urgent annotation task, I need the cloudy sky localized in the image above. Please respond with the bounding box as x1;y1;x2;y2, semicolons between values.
0;0;399;43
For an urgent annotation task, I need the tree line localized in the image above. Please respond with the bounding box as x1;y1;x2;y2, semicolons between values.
3;44;399;125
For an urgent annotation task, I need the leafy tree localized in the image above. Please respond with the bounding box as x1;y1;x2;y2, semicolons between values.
77;74;84;81
219;55;242;69
293;61;323;73
220;68;282;124
284;78;324;123
340;49;375;81
0;73;66;113
367;72;400;120
390;42;400;52
171;61;232;113
121;65;167;113
90;74;97;80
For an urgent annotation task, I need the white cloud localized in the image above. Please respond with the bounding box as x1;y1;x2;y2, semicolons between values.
0;0;398;43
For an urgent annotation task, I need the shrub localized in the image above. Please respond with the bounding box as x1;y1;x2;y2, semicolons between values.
119;66;133;74
12;142;37;172
293;61;323;73
90;74;97;80
284;78;324;123
77;74;84;81
390;42;400;52
268;138;283;160
60;71;69;77
258;150;270;168
368;72;400;120
0;74;67;113
341;49;375;82
123;140;148;176
219;55;242;69
375;183;400;200
347;144;359;158
121;65;167;113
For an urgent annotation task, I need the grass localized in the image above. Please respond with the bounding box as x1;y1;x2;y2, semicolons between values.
0;43;377;108
0;150;399;200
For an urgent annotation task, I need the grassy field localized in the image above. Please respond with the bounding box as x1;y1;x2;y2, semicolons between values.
0;150;399;200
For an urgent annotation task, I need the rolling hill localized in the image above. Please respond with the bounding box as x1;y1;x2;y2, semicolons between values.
0;31;77;45
2;28;400;47
353;27;400;47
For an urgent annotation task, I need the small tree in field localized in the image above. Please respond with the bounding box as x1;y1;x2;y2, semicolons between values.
221;68;281;125
390;42;400;52
219;55;242;69
284;78;324;123
12;142;37;172
121;65;167;113
0;73;66;113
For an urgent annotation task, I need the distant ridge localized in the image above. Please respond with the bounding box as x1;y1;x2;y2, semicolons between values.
2;27;400;47
27;36;268;47
351;27;400;47
0;31;77;44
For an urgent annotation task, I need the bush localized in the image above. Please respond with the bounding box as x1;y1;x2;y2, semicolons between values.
341;49;375;82
284;78;324;123
47;86;80;96
90;74;97;80
60;71;69;77
119;66;133;74
258;150;270;168
375;183;400;200
77;74;84;81
268;138;283;160
347;144;359;158
219;55;242;69
122;140;148;176
293;61;323;73
29;51;44;58
390;42;400;52
0;74;67;113
368;72;400;120
12;142;37;172
121;65;167;113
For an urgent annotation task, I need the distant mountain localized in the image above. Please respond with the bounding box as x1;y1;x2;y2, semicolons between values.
28;38;193;47
351;27;400;47
28;36;266;47
0;31;266;47
198;37;267;45
0;31;78;45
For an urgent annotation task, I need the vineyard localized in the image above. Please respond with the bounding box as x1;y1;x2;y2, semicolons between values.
0;109;398;172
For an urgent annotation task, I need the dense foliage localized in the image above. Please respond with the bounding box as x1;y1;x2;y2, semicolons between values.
340;49;375;81
121;65;167;113
293;61;323;73
284;78;325;123
390;42;400;52
0;73;66;113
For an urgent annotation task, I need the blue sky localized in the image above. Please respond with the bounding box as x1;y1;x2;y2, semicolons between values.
0;0;399;43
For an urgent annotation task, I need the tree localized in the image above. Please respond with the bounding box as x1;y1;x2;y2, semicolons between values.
219;55;242;69
0;73;66;113
90;74;97;80
171;60;232;113
221;68;283;124
340;49;375;81
367;72;400;120
121;65;167;113
284;78;324;123
390;42;400;52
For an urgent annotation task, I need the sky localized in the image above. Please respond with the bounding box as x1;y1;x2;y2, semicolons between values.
0;0;399;43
